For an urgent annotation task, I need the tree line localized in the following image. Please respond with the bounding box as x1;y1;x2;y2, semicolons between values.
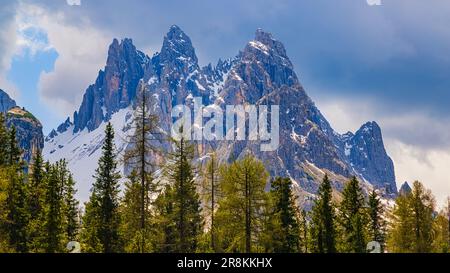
0;91;449;253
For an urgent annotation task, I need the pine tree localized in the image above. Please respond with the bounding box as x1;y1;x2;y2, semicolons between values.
338;176;367;253
215;155;269;253
5;167;29;252
367;189;386;251
387;181;435;253
64;174;79;242
200;152;221;252
119;170;153;252
27;149;47;252
162;135;202;252
81;123;122;253
0;167;12;252
410;181;435;252
310;174;336;253
269;177;300;253
4;125;29;253
122;82;161;252
44;160;67;253
0;113;9;166
6;126;21;167
432;209;449;253
153;185;177;252
387;192;413;252
298;209;309;253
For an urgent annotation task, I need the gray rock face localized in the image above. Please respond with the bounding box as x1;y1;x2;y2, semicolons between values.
47;25;398;201
399;181;412;196
72;38;150;133
342;122;397;194
6;107;44;163
0;89;44;163
0;89;16;113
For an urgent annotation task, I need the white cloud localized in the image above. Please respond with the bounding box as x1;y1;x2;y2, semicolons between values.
66;0;81;6
0;1;20;99
14;3;110;117
367;0;382;6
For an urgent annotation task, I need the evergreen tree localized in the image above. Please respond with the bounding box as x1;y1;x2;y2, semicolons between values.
119;170;153;252
269;177;300;253
410;181;435;252
64;174;79;241
310;174;336;253
432;209;449;253
153;185;177;252
215;155;269;253
298;209;309;253
122;82;161;252
44;160;67;253
4;126;28;253
367;189;386;251
162;135;202;252
0;167;12;252
387;192;414;252
387;181;435;253
200;152;221;252
6;126;21;167
81;123;122;253
0;113;9;166
338;176;367;253
27;149;47;252
5;167;28;252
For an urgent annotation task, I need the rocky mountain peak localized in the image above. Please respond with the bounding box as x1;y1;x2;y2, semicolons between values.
0;88;16;113
159;25;198;71
244;28;290;64
72;37;149;133
357;121;382;137
399;181;412;196
345;120;397;195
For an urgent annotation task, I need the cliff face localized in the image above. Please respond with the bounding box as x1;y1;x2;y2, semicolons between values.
5;106;44;163
72;38;150;133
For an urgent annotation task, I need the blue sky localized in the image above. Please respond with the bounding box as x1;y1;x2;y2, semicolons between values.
1;0;450;206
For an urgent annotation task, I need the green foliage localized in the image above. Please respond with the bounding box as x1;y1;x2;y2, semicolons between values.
119;170;153;252
338;176;368;253
200;152;220;252
367;189;386;251
81;123;122;253
158;136;203;253
27;150;46;252
267;177;300;253
310;174;336;253
122;84;160;252
65;174;79;241
44;160;69;253
5;166;29;252
387;181;436;253
432;209;449;253
215;155;269;253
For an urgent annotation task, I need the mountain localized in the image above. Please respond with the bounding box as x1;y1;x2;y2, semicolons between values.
0;89;44;163
44;26;397;206
0;89;17;113
399;181;412;196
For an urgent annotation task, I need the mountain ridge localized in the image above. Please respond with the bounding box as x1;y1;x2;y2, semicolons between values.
44;26;397;205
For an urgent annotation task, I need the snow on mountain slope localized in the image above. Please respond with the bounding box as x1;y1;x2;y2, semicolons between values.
43;108;133;203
